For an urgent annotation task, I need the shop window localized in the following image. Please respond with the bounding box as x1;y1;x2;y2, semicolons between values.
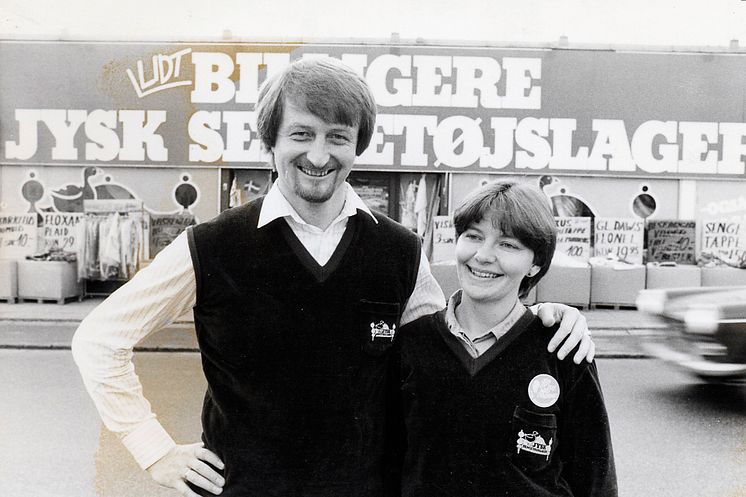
220;169;273;210
347;172;398;219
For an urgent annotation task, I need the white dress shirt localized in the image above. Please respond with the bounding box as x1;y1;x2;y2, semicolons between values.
71;182;445;470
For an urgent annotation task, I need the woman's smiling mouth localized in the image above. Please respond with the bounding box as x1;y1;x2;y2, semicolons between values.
467;266;501;279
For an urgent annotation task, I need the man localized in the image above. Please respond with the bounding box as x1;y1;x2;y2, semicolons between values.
72;57;593;497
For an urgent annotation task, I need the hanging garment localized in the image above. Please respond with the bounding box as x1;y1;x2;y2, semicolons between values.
401;181;418;231
229;176;242;208
129;216;144;276
119;216;142;279
136;214;147;265
415;174;428;237
421;175;442;260
76;216;88;280
119;216;131;279
84;215;101;279
98;213;122;280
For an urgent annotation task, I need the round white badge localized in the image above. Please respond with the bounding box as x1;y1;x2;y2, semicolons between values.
528;374;560;408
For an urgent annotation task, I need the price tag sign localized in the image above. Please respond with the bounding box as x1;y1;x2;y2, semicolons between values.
701;219;746;266
555;217;591;262
42;213;84;252
150;213;195;256
593;217;644;264
431;215;456;263
0;212;38;259
646;220;696;264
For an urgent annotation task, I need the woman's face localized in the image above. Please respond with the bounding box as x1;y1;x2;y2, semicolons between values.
455;217;539;306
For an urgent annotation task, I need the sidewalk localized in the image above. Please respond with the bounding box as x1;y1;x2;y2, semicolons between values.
0;298;669;357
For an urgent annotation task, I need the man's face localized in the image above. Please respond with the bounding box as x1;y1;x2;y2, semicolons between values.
271;99;359;207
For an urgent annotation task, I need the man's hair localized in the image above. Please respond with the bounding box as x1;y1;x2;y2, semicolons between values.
453;181;557;299
255;57;377;156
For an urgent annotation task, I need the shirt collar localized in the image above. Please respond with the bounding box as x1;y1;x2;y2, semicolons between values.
257;182;378;229
445;289;526;341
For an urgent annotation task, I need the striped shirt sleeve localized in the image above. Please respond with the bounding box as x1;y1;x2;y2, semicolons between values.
400;248;446;326
71;231;196;470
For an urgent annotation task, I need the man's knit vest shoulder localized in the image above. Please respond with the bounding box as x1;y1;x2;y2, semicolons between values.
187;197;420;497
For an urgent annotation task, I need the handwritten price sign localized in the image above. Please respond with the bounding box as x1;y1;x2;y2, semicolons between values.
0;212;37;259
431;215;456;263
701;219;746;266
42;213;84;252
150;213;195;256
555;217;591;262
647;220;696;264
594;217;644;265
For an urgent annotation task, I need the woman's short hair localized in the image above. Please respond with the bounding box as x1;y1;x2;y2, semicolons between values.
454;181;557;299
256;57;377;156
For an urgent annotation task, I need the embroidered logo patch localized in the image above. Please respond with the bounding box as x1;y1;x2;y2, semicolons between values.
528;374;560;408
516;430;553;460
370;321;396;341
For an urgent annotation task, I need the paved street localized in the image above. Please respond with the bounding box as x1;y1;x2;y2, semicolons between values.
2;348;746;497
606;360;746;497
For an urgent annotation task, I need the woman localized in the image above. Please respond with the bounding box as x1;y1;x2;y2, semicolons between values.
395;181;617;497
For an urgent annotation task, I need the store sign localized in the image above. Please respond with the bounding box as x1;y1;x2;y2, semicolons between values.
41;213;84;252
0;212;38;259
554;217;591;262
646;219;697;264
593;217;644;264
4;42;746;179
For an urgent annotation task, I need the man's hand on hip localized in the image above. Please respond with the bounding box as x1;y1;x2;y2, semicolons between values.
147;442;225;496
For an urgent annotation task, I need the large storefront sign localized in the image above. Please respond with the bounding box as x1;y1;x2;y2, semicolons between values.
3;41;746;178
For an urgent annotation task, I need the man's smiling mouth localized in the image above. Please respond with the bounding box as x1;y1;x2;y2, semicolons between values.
298;165;334;177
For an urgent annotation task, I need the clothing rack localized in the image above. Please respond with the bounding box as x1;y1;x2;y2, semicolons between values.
79;199;148;286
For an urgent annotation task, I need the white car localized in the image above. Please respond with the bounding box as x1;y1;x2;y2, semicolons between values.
636;286;746;384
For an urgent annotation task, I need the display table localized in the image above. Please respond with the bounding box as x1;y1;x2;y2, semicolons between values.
536;263;591;308
590;264;646;308
645;263;701;289
17;260;84;304
0;259;18;303
700;266;746;286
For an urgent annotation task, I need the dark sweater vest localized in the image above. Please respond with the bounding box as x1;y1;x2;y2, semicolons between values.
396;311;617;497
187;198;420;497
